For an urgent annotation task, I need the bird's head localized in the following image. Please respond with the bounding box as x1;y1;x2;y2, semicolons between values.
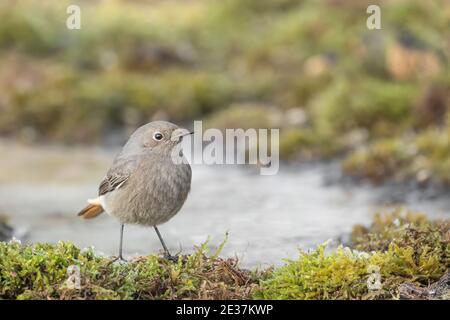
125;121;193;155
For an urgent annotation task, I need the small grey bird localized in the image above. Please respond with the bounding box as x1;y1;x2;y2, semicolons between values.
77;121;193;261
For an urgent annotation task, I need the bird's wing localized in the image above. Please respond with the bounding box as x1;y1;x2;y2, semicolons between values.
98;157;138;196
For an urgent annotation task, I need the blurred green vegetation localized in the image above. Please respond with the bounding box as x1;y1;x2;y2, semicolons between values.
1;0;450;183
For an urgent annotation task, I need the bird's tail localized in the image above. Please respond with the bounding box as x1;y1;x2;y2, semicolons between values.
77;203;104;219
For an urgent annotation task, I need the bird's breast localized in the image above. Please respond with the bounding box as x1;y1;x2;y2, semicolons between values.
106;155;191;226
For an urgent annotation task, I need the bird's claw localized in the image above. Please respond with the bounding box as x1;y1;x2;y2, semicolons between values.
164;253;179;263
110;256;128;265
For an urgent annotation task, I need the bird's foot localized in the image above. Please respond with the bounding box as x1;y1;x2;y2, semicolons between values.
110;255;128;265
164;253;179;263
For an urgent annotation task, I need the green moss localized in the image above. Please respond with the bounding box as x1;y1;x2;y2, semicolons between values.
343;126;450;184
1;211;448;300
351;209;448;253
279;128;341;160
255;210;449;300
312;77;417;140
205;103;279;130
0;239;261;300
342;138;414;183
279;128;310;159
257;243;447;300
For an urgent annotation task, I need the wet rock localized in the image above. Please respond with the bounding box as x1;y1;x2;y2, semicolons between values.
0;215;14;241
399;272;450;300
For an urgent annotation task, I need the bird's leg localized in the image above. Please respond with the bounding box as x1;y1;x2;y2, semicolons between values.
118;224;125;261
154;226;178;262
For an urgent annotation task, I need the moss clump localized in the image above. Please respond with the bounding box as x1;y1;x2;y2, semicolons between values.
312;77;417;141
342;138;415;184
351;209;448;250
256;210;449;300
1;211;448;300
279;128;340;160
205;103;281;131
0;239;261;300
343;125;450;185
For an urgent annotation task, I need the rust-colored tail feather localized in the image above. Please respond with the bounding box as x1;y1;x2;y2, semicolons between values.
77;204;104;219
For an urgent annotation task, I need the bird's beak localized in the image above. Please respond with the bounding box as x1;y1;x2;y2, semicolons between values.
171;128;194;142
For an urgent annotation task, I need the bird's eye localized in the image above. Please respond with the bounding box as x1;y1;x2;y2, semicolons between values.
153;132;164;141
